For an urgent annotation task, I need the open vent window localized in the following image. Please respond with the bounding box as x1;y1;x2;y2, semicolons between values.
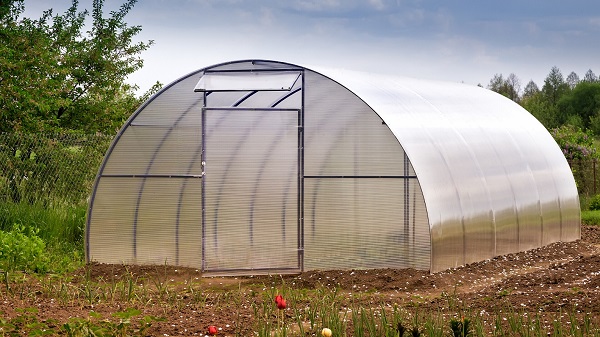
194;72;301;92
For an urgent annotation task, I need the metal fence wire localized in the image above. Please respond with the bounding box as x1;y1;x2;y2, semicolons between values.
1;133;599;208
0;133;113;206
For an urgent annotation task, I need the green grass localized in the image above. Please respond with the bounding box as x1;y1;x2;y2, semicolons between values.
0;200;86;273
581;210;600;226
0;200;86;245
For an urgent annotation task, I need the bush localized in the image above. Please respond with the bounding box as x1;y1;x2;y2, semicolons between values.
550;125;597;161
589;195;600;211
0;224;48;273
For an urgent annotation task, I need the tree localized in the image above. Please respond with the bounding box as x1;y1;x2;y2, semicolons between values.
566;71;580;89
487;73;520;102
584;69;598;83
0;0;154;133
522;90;561;129
522;80;540;100
505;73;521;102
542;66;569;106
557;81;600;130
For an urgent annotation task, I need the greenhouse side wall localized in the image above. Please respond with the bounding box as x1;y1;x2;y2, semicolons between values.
302;70;431;271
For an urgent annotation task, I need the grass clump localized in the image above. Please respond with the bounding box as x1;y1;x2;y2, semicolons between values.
581;210;600;226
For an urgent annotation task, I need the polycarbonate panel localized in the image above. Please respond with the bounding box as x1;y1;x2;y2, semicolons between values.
304;71;406;177
133;72;203;126
304;178;429;270
203;108;299;271
88;178;139;263
312;67;580;272
103;126;202;175
195;72;300;91
88;177;202;267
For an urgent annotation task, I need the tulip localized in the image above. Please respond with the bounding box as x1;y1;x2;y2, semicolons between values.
276;298;287;309
322;327;332;337
208;325;218;335
275;294;283;304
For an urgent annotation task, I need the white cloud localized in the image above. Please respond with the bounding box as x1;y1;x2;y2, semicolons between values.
293;0;343;12
368;0;386;11
588;17;600;27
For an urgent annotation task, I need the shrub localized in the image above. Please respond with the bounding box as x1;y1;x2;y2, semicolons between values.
0;224;48;273
550;125;597;161
589;194;600;211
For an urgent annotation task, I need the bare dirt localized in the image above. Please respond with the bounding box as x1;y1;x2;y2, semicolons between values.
1;226;599;336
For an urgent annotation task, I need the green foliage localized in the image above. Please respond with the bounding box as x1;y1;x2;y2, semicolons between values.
581;210;600;226
0;223;48;272
589;195;600;211
550;125;597;161
450;317;472;337
61;308;164;337
0;307;163;336
0;133;109;273
542;66;570;107
522;91;561;129
0;0;154;133
558;81;600;130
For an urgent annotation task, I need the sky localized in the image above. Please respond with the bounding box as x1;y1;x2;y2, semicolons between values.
22;0;600;94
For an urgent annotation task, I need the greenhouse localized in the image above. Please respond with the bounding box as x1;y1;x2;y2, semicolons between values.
86;59;580;275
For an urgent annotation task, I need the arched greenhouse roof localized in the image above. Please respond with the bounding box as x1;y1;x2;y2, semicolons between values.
312;66;581;271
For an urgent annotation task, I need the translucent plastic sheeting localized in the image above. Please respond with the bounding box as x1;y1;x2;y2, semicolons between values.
304;178;429;270
194;72;301;92
203;108;300;271
87;177;202;267
314;67;580;272
87;60;579;275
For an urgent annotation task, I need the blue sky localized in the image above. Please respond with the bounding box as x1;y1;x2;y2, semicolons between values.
23;0;600;93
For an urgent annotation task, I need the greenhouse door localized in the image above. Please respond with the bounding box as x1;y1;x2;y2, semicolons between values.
202;108;302;274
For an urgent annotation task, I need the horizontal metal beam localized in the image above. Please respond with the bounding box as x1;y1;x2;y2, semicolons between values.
101;174;203;179
204;68;302;73
304;175;417;179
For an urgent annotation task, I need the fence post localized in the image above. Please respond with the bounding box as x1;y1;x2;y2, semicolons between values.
594;158;597;195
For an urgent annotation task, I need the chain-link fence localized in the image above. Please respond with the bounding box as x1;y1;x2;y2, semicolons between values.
0;133;113;207
1;133;598;208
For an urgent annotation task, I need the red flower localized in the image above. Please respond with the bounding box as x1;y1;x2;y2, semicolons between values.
276;298;287;309
275;294;283;304
208;325;218;335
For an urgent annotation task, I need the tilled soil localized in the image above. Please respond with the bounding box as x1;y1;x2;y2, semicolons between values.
1;226;599;336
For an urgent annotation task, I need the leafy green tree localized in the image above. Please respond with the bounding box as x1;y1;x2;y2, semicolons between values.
558;81;600;130
0;0;154;133
522;90;561;129
541;66;569;106
522;80;539;100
